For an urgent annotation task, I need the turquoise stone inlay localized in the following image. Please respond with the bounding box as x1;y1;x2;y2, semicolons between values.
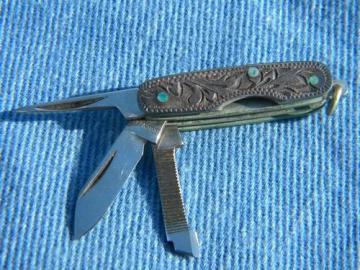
308;74;320;86
248;67;260;77
157;91;169;103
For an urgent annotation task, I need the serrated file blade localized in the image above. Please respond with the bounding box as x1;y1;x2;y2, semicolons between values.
153;127;200;257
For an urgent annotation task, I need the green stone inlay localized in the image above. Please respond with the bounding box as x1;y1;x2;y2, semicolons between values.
308;74;320;86
157;91;169;103
248;67;260;78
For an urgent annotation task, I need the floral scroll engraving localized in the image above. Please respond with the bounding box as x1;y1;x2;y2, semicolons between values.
138;62;332;114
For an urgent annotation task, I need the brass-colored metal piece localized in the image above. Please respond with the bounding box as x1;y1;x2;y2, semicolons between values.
148;96;328;131
327;82;346;115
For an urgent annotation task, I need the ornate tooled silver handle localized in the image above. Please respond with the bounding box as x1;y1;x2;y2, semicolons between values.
138;61;332;115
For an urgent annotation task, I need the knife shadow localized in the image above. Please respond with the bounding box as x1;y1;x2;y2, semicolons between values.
0;107;170;249
0;108;117;230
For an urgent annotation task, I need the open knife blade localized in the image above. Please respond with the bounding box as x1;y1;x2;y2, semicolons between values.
74;121;166;238
17;87;144;119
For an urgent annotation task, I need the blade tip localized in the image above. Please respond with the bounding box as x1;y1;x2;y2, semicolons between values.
72;223;86;240
15;105;46;113
71;232;82;240
15;106;34;113
72;202;93;240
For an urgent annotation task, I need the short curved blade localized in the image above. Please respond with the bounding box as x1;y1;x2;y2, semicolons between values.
73;128;146;239
73;121;166;239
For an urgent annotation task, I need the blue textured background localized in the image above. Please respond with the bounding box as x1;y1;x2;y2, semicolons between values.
0;1;359;269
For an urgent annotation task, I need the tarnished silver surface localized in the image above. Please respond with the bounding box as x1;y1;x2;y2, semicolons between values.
153;127;199;257
138;61;332;115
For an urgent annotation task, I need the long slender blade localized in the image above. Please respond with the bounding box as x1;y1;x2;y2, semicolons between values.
73;127;145;239
73;121;166;239
17;87;144;119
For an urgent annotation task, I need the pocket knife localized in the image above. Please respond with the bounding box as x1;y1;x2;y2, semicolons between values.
18;61;345;257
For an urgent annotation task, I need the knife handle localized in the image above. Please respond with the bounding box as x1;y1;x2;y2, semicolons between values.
138;61;332;115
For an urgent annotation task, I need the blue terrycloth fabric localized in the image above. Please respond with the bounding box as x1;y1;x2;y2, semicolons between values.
0;1;359;269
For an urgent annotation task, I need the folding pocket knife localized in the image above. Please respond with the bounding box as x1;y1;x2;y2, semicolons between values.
18;61;345;257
